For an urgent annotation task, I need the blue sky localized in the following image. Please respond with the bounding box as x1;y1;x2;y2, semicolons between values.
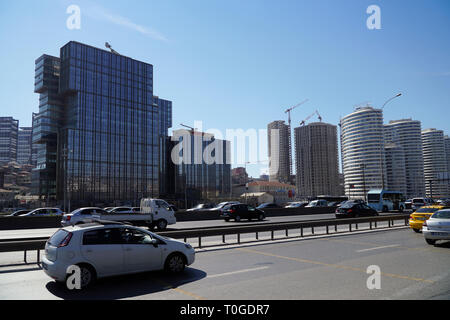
1;0;449;177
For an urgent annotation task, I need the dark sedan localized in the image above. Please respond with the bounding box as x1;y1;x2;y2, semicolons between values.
221;204;265;222
335;201;379;218
257;203;280;209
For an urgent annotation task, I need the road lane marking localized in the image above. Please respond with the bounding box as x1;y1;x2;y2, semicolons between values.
208;266;270;278
236;247;434;284
356;244;400;252
156;280;206;300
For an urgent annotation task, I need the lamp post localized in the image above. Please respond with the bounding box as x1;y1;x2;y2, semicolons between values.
380;93;402;189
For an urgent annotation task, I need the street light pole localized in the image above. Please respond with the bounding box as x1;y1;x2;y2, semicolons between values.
380;93;402;190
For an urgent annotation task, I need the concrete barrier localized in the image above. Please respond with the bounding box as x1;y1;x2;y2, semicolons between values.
0;207;338;230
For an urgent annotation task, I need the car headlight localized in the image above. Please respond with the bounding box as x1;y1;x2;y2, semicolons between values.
185;243;192;250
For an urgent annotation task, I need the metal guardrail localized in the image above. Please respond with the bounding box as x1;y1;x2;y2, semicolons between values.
0;214;410;265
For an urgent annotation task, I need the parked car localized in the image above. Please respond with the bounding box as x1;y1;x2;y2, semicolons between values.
422;209;450;245
221;204;265;222
208;201;241;212
335;201;379;218
257;203;280;209
22;208;64;217
306;200;328;208
187;203;215;211
409;205;447;233
42;222;195;288
8;209;31;216
61;207;109;226
284;202;308;208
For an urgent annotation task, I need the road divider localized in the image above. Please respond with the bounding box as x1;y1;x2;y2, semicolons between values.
0;213;410;266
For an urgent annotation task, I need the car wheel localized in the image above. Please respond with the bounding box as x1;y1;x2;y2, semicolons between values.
77;264;96;289
224;218;230;222
165;253;186;273
413;228;421;233
235;215;241;222
425;239;436;245
156;219;168;230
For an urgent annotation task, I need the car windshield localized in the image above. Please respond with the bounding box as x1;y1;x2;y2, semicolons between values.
431;211;450;219
415;207;440;213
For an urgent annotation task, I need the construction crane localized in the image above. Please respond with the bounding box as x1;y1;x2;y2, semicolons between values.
180;123;196;134
300;110;322;126
105;42;120;55
284;99;309;128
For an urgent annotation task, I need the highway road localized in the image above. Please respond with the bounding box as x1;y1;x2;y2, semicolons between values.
0;211;404;240
0;228;448;300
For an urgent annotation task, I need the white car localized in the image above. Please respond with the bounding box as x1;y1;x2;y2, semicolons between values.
422;209;450;245
306;200;328;208
42;222;195;288
22;208;64;216
61;207;109;226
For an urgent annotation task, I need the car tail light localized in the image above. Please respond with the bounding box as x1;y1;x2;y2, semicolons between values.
230;209;236;214
348;209;352;213
58;232;73;247
66;215;71;221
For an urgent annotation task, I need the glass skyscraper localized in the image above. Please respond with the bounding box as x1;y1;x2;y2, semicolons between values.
33;41;172;207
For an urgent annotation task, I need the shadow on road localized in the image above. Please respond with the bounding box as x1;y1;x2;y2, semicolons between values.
45;267;206;300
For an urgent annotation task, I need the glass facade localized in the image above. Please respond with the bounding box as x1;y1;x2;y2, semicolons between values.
33;41;172;207
172;130;232;206
0;117;18;165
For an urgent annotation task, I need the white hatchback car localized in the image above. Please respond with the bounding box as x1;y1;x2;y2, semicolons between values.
42;222;195;288
422;209;450;245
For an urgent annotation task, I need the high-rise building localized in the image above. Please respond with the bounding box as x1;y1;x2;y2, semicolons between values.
171;129;232;206
294;122;340;197
267;120;291;183
422;128;448;198
17;127;33;165
340;106;385;199
0;117;19;165
384;143;407;195
384;119;425;198
33;41;172;207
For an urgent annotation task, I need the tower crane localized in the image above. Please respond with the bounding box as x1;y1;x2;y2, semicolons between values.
284;99;309;128
300;110;322;126
105;42;120;55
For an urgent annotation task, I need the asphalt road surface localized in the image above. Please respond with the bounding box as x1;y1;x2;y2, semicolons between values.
0;228;448;300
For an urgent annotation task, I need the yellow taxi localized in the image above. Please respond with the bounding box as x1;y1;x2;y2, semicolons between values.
409;205;448;233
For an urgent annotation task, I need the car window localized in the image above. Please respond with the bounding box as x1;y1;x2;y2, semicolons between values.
120;228;153;244
248;206;256;211
155;200;170;210
82;228;122;245
431;211;450;219
49;229;70;246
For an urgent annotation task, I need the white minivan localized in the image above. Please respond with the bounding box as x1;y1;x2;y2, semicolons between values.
42;222;195;289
